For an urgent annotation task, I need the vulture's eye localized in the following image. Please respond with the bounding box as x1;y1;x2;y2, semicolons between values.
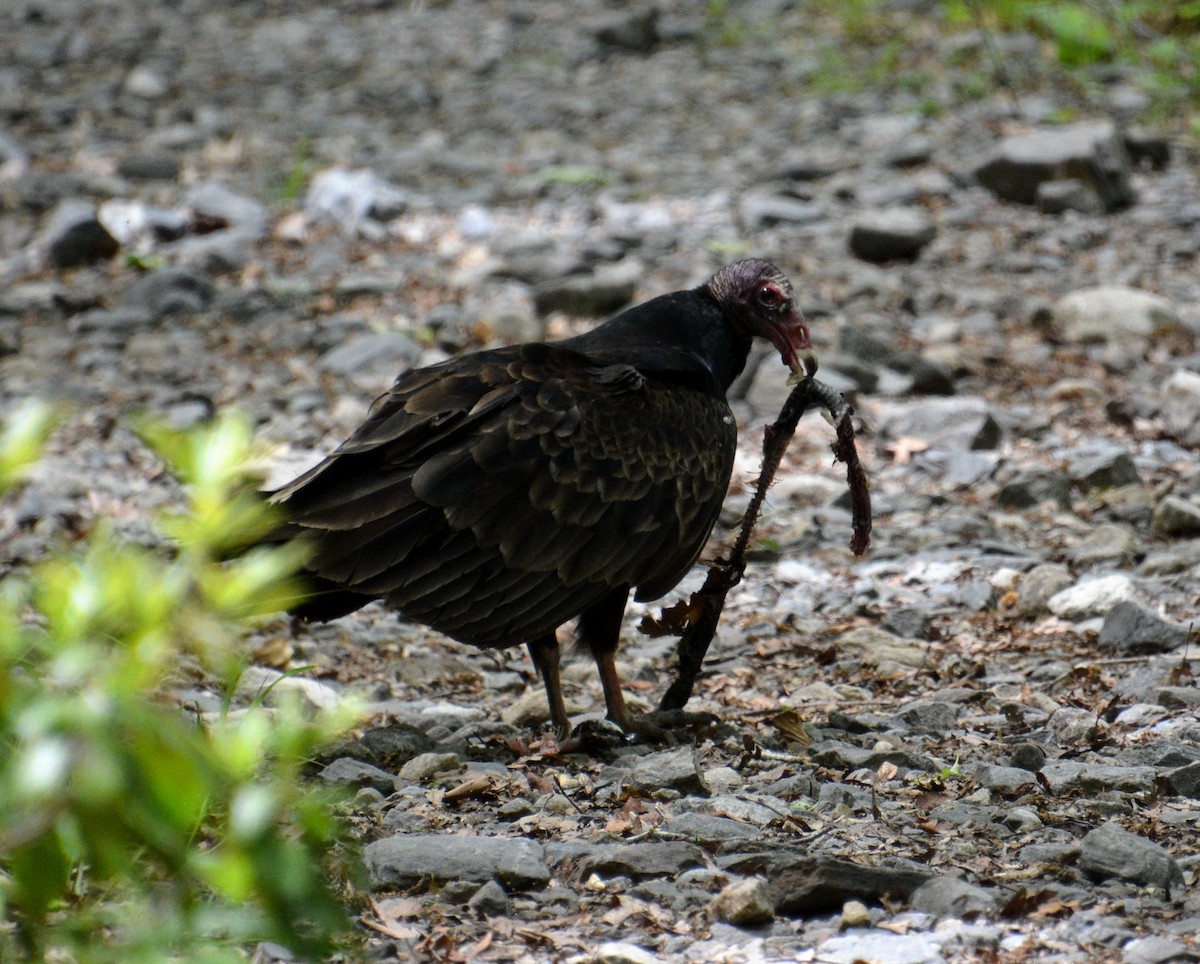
757;285;786;310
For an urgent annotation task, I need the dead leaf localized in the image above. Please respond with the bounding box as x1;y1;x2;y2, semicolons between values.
770;707;812;746
445;774;501;802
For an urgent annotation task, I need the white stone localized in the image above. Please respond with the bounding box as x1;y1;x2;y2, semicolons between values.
1054;286;1181;343
1047;574;1139;620
1161;369;1200;447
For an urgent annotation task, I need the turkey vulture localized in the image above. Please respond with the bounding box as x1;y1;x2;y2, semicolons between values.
272;259;814;740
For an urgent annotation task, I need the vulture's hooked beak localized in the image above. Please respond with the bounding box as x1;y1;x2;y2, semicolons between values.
774;312;818;384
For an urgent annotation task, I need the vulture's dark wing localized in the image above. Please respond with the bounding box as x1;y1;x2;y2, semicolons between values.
272;342;737;648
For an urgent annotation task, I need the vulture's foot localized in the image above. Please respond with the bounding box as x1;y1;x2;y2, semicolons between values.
557;709;720;752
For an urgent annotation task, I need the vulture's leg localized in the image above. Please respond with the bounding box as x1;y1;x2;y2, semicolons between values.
578;587;718;745
577;586;638;730
527;633;571;740
578;587;676;743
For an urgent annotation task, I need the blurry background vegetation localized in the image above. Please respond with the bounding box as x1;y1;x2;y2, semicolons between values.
707;0;1200;132
0;405;358;961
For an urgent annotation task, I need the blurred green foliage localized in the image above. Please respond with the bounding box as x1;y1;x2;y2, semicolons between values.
0;404;357;961
740;0;1200;132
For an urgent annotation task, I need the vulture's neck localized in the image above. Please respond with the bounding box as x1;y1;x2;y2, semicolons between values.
564;289;751;398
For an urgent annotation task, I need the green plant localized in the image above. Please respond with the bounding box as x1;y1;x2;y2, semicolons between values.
0;405;358;961
536;164;612;187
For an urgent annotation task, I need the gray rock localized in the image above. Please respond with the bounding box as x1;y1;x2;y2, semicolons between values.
1152;496;1200;536
355;721;439;768
1121;935;1194;964
397;751;461;783
1068;522;1139;567
43;200;119;268
876;397;1002;451
186;180;268;236
778;146;849;181
894;700;959;732
974;764;1037;796
1098;601;1189;655
1158;686;1200;709
1067;446;1141;489
885;134;935;168
306;167;409;233
710;877;774;926
759;854;932;916
1036;178;1104;215
887;351;956;395
317;331;424;375
909;875;998;919
170;230;253;273
1041;761;1157;794
1016;563;1075;616
974;121;1134;210
533;267;639;317
1164;761;1200;799
739;193;827;229
848;207;937;263
1124;129;1172;171
1055;286;1182;344
123;64;169;99
1008;743;1048;772
0;128;29;179
497;797;536;821
364;833;550;890
575;841;707;881
997;468;1071;509
70;306;157;342
815;931;944;964
817;781;874;813
1161;370;1200;447
1079;821;1184;894
117;152;182;181
592;7;659;53
118;267;216;317
467;879;511;916
317;757;397;794
626;746;709;796
663;812;758;844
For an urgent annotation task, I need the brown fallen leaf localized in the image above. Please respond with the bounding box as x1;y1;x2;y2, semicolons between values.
444;773;502;802
769;707;812;746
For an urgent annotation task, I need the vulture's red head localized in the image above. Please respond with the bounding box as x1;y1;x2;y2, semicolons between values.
708;259;817;379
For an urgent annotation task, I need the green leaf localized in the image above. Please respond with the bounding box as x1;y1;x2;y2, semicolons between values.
0;400;59;492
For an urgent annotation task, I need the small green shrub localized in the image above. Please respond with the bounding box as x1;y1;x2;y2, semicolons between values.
0;405;357;961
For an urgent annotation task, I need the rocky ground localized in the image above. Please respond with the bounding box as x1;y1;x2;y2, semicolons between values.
3;1;1200;961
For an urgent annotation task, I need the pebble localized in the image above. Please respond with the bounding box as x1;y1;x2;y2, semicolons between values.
1160;370;1200;447
848;207;937;263
909;875;998;920
42;200;119;268
1047;574;1139;620
1098;601;1189;654
364;833;550;890
1054;286;1182;344
118;266;216;318
710;877;774;926
305;167;409;234
974;120;1134;210
1079;822;1185;894
1152;495;1200;536
532;265;640;317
